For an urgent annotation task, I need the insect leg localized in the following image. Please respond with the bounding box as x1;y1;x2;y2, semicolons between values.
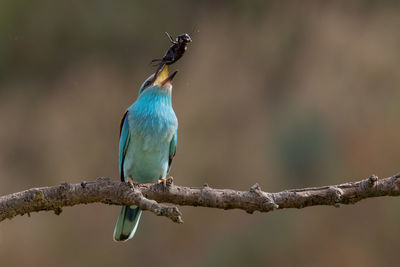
165;32;178;44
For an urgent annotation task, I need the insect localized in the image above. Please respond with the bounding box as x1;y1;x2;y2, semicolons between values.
151;32;192;70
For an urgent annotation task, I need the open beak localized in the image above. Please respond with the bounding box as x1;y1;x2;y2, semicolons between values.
161;70;178;85
154;64;178;86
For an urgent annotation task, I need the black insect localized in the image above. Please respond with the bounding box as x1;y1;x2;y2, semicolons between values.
151;32;192;69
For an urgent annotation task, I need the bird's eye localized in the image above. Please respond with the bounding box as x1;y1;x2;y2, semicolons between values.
143;81;152;88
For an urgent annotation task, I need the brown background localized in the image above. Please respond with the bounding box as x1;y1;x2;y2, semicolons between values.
1;1;400;266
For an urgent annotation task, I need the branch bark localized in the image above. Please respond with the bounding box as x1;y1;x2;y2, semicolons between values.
1;173;400;223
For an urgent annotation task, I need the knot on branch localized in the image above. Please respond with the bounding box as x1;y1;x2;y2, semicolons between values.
328;186;343;206
360;174;378;191
249;183;279;212
250;183;261;193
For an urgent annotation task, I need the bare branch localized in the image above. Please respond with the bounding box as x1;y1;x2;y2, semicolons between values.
1;173;400;223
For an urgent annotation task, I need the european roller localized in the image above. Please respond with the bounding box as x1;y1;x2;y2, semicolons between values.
113;64;178;241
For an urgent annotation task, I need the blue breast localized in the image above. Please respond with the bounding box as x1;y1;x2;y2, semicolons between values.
123;88;177;183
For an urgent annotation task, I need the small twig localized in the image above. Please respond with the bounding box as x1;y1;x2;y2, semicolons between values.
0;173;400;223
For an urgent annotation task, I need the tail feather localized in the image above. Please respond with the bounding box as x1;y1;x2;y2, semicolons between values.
113;205;142;242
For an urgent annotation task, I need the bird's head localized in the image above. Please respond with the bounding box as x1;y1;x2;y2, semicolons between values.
138;64;178;95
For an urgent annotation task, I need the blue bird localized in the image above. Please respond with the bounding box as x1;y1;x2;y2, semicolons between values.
113;65;178;241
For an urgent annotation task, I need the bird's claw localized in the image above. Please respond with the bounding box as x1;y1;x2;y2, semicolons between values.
158;177;167;187
166;176;174;186
158;176;174;189
127;177;137;188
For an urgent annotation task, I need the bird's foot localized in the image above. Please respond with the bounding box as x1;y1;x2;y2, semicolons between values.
166;176;174;187
127;177;137;188
158;177;167;187
158;176;174;190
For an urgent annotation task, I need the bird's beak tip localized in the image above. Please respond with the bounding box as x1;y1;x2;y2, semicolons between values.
161;70;178;86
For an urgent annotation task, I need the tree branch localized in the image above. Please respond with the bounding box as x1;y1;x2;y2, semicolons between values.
1;173;400;223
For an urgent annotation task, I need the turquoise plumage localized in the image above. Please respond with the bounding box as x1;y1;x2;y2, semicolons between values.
113;65;178;241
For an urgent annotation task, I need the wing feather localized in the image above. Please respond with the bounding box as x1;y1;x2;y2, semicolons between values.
167;130;177;173
119;111;131;181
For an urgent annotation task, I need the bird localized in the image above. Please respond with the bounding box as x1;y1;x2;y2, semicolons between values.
113;64;178;242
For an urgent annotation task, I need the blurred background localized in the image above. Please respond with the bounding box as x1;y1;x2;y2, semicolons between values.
0;1;400;266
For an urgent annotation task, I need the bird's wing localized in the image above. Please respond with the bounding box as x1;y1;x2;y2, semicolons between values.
167;129;177;173
119;110;131;181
